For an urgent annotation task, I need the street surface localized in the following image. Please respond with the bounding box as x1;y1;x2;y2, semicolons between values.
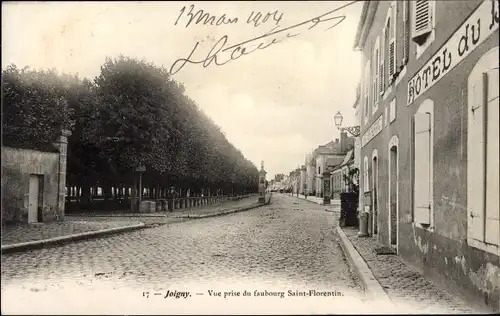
1;195;372;314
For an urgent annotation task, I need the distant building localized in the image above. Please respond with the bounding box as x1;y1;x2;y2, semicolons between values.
311;132;354;197
330;149;355;200
299;165;307;195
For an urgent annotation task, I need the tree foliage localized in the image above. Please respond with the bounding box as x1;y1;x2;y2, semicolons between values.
2;65;75;151
2;57;259;194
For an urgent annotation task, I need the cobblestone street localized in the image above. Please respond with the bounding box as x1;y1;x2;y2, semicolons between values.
1;195;369;314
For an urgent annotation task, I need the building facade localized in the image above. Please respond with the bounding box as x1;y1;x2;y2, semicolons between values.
305;153;316;195
299;165;307;195
354;0;499;311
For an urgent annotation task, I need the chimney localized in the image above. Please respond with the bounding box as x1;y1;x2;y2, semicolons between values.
335;138;339;144
341;132;347;153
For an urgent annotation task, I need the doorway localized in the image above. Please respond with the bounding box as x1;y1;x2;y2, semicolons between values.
28;175;43;223
389;145;398;248
372;155;379;236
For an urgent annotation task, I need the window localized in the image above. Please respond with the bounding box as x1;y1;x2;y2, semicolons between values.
413;99;434;227
390;98;396;123
467;46;499;253
381;17;389;94
382;3;396;91
373;37;380;110
402;0;410;64
363;156;369;192
412;0;436;59
388;2;397;80
364;60;371;125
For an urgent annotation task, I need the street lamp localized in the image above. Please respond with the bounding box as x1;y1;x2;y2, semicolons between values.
334;111;361;137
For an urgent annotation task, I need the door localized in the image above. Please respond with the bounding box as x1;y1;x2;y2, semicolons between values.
390;146;398;246
28;175;40;223
372;157;378;235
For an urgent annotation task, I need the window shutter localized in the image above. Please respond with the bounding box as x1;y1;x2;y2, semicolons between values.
380;61;385;95
389;3;396;79
374;48;379;105
364;96;369;116
468;78;486;241
389;39;396;79
364;61;370;120
412;0;432;44
403;0;410;64
485;69;499;246
380;28;386;95
365;159;369;192
414;112;431;225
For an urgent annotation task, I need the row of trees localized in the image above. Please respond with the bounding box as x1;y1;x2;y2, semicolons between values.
2;56;259;209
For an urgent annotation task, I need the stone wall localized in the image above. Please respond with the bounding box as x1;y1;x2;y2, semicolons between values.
2;146;60;223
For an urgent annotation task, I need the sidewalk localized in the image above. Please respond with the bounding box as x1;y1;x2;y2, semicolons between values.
281;193;340;210
1;220;145;254
337;226;479;314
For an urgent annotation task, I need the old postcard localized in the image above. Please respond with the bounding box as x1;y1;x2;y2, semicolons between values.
1;0;499;314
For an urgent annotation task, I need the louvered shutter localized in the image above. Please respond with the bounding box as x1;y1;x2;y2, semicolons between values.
389;3;396;80
380;62;384;94
389;39;396;79
413;0;432;44
374;48;379;104
403;0;410;64
364;157;369;192
414;112;431;225
364;61;370;120
468;77;486;241
380;29;386;95
485;69;500;246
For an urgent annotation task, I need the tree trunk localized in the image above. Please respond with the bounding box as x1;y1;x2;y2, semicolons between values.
103;185;112;201
131;177;137;213
81;182;91;208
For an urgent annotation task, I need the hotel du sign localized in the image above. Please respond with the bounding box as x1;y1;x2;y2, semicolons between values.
407;0;499;106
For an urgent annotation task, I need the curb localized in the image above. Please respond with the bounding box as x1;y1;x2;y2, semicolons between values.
1;223;146;254
335;226;393;305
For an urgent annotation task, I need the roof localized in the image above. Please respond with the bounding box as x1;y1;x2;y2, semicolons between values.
340;150;354;166
313;140;343;157
326;156;345;168
353;1;379;50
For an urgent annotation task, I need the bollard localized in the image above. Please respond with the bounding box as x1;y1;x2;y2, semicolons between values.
358;211;369;237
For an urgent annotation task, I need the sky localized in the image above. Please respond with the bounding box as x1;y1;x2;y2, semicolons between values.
2;1;362;179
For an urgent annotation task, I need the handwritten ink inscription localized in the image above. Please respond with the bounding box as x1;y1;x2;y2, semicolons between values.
247;10;283;27
169;1;359;75
175;4;284;28
175;5;239;27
